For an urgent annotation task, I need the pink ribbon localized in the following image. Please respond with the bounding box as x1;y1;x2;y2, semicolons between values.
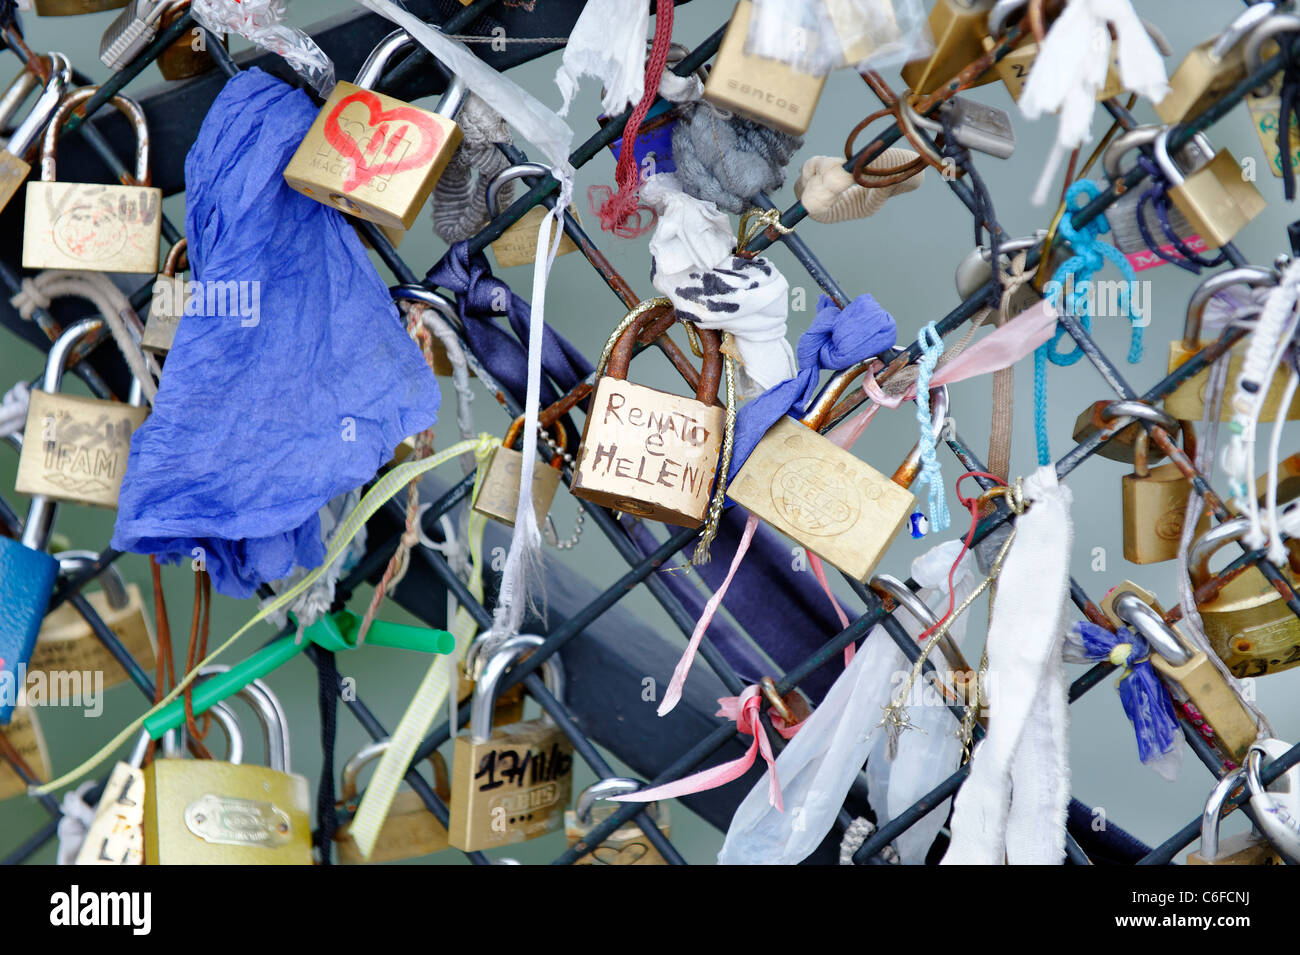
658;513;759;716
612;683;797;810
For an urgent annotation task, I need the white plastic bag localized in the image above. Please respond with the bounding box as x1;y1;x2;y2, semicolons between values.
746;0;930;76
716;628;901;865
192;0;335;96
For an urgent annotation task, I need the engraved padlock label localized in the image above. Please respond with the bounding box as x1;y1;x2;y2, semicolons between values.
16;391;148;508
184;793;294;848
574;378;724;526
769;450;862;538
24;182;163;274
472;738;573;835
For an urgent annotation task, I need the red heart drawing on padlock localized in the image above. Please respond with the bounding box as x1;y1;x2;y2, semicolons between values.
323;89;445;193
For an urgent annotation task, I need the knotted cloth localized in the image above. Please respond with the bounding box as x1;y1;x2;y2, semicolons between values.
112;69;440;598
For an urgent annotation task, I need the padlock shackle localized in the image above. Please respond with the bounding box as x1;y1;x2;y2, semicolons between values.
1244;13;1300;74
1113;592;1194;666
205;700;246;765
1187;515;1251;590
871;572;972;677
1210;1;1279;63
339;737;447;802
503;413;567;461
0;65;41;135
194;665;291;773
600;299;724;405
987;0;1028;38
355;28;469;119
1199;766;1248;862
6;55;68;162
470;634;565;743
952;230;1046;299
799;357;878;430
896;386;950;487
574;777;661;826
391;284;460;326
162;238;187;278
1103;124;1216;185
54;550;128;611
1183;266;1277;347
1098;399;1179;435
1244;738;1300;863
41;85;151;186
485;162;550;214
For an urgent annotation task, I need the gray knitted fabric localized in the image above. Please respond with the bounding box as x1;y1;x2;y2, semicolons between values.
433;93;516;244
671;103;802;214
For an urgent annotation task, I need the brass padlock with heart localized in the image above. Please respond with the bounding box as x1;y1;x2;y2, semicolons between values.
565;778;671;866
572;299;725;528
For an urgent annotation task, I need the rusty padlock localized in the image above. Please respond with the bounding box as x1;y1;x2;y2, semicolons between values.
572;299;725;528
472;414;566;529
1072;399;1180;465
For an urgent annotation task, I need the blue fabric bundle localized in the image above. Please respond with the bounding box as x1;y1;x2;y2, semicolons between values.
1072;620;1181;765
112;69;440;597
727;293;897;484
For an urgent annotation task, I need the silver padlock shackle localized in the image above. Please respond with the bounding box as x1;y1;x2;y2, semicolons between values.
1183;266;1278;347
870;573;972;679
204;700;246;765
127;725;185;765
340;737;445;800
470;634;565;743
391;284;459;327
1187;516;1252;590
1210;1;1279;63
953;230;1046;298
1098;399;1178;435
1245;12;1300;74
485;162;550;215
41;86;151;186
54;550;129;611
5;53;69;159
1245;737;1300;862
1101;125;1212;181
194;665;291;772
1199;766;1248;862
0;65;41;134
899;385;950;475
1113;592;1194;667
354;28;468;119
574;777;662;826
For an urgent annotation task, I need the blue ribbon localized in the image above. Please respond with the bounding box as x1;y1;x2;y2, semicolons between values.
1073;620;1181;765
727;293;897;484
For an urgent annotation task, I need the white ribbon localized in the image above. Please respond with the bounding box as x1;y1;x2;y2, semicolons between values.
555;0;650;117
1020;0;1168;205
941;466;1074;865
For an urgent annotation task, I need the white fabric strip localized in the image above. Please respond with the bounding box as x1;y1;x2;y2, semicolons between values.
554;0;650;117
941;465;1074;865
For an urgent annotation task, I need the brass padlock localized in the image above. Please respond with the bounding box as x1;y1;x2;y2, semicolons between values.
158;0;226;80
900;0;998;97
1072;399;1178;465
1243;14;1300;180
22;86;163;274
572;300;726;528
1121;429;1210;565
1154;127;1266;250
142;238;187;355
32;0;129;13
472;414;565;528
1154;3;1276;124
565;778;671;865
15;318;149;509
487;162;578;270
1189;517;1300;679
457;654;526;730
29;551;157;691
334;739;453;864
1114;591;1258;764
728;368;935;584
448;635;573;852
702;0;827;136
1164;266;1293;421
1102;125;1216;268
0;55;69;215
142;679;312;864
0;707;51;800
283;28;466;232
1187;766;1281;865
954;231;1067;314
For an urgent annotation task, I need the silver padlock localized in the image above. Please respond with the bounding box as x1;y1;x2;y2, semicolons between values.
953;232;1048;314
907;95;1015;160
1245;737;1300;863
100;1;181;71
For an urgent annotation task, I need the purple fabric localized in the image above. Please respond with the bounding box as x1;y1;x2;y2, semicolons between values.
426;247;875;701
1074;621;1180;765
728;293;897;485
112;69;441;598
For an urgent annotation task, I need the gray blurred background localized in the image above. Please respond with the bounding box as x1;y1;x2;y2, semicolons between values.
1;0;1292;864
